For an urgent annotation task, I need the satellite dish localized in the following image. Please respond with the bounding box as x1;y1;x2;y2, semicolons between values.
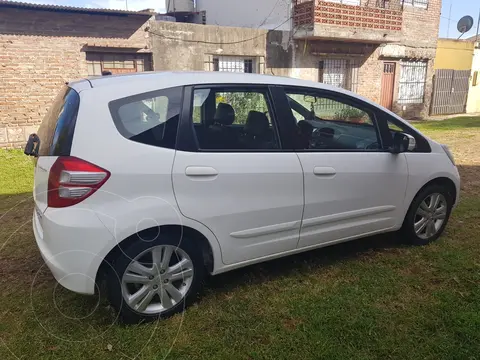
457;16;474;34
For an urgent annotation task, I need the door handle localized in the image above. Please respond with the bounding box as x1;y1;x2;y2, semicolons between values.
313;167;336;176
185;166;218;177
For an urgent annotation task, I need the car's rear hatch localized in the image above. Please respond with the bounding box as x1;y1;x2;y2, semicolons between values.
30;85;80;213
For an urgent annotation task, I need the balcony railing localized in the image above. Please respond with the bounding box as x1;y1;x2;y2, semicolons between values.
294;0;403;32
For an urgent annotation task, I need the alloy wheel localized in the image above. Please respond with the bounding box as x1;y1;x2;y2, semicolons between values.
414;193;447;240
121;245;194;314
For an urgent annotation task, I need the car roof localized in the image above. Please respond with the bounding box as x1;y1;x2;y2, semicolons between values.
68;71;415;130
70;71;407;121
70;71;351;96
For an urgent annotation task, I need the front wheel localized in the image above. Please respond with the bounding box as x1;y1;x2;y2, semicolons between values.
401;185;453;246
106;234;205;324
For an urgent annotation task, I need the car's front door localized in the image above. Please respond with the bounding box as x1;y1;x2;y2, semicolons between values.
278;87;409;249
172;85;304;265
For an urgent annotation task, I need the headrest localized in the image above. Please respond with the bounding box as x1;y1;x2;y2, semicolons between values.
245;111;270;137
214;103;235;125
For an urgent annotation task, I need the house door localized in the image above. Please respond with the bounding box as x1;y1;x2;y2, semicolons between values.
380;62;396;110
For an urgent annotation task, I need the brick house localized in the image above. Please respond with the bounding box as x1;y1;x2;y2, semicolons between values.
0;0;442;148
291;0;441;119
0;1;288;148
0;1;153;148
193;0;441;119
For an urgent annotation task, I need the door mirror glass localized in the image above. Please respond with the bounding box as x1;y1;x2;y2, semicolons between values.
303;95;317;104
391;132;416;154
24;133;40;157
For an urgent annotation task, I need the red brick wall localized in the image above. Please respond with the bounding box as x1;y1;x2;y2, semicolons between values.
292;0;441;118
0;8;151;148
401;0;441;50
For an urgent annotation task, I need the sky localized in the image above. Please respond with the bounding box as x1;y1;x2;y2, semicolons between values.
14;0;480;40
440;0;479;39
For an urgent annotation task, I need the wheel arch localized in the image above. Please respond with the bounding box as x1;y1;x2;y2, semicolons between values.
416;177;457;205
95;224;218;288
404;176;458;221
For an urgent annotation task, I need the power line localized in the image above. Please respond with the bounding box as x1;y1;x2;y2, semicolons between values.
146;16;293;45
256;0;283;29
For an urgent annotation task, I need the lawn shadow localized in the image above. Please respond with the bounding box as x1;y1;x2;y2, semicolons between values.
207;232;406;293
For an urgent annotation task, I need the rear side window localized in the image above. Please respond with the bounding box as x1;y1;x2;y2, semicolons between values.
109;87;183;149
37;85;80;156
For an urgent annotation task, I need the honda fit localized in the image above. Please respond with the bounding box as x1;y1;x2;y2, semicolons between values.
25;72;460;323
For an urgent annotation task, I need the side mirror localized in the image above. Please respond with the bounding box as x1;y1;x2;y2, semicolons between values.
391;132;416;154
24;133;40;157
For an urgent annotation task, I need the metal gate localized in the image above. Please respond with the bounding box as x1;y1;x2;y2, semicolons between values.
431;69;471;115
380;62;396;110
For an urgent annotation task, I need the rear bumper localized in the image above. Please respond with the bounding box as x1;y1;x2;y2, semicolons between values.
32;206;114;295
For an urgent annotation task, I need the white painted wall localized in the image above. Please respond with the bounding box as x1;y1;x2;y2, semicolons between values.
195;0;292;31
467;44;480;114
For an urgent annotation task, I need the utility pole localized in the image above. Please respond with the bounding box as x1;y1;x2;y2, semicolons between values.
125;0;128;10
476;8;480;42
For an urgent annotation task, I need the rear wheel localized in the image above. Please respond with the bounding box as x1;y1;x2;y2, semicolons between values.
401;185;453;246
106;234;205;324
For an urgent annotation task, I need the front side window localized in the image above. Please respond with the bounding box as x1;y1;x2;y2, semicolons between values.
285;90;381;151
109;87;183;149
191;88;279;150
398;61;428;104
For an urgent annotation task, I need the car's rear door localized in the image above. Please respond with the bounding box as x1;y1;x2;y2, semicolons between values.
172;85;304;265
275;86;409;249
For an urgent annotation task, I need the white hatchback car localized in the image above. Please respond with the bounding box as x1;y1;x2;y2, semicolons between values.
25;72;460;323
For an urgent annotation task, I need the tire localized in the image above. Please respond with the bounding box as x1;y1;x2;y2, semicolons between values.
401;184;453;246
106;232;205;324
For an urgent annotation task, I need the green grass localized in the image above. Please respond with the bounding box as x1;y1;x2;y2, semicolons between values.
1;117;480;360
413;116;480;132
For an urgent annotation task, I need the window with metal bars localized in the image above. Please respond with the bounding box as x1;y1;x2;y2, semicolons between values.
402;0;428;9
319;59;359;93
325;0;361;5
212;56;257;73
398;61;428;104
86;52;152;76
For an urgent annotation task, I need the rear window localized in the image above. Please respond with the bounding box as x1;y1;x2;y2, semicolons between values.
108;87;183;149
37;85;80;156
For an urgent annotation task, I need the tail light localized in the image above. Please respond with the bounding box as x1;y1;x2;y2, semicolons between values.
48;157;110;208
